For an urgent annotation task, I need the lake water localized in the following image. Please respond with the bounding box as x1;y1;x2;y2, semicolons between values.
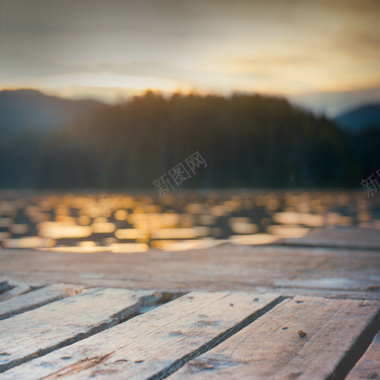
0;190;379;252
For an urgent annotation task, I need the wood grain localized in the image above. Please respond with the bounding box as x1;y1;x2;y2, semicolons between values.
278;227;380;250
0;241;379;297
0;283;83;320
170;296;380;379
1;291;282;379
0;284;31;302
0;287;159;372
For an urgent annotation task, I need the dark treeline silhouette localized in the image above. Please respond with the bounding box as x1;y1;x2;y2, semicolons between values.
0;92;378;189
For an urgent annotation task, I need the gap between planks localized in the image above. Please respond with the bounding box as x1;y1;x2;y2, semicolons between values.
1;289;379;380
0;283;31;302
0;288;161;372
0;292;283;379
170;297;380;380
346;330;380;379
0;283;83;320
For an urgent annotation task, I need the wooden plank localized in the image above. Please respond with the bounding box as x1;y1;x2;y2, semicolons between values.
170;296;380;379
0;283;83;320
1;291;282;379
0;241;379;296
346;331;380;380
278;227;380;250
0;287;159;372
252;286;380;302
0;284;31;302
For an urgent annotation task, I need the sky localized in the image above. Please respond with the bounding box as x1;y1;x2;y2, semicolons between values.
1;0;380;116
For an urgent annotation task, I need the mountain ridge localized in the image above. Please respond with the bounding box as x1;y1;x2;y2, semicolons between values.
0;89;105;136
334;103;380;131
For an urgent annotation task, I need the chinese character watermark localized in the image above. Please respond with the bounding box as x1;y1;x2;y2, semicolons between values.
185;151;207;174
153;151;207;196
169;163;191;186
361;169;380;197
152;174;174;197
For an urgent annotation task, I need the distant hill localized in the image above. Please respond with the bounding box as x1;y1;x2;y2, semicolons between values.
31;92;352;189
0;89;104;136
1;91;377;189
334;103;380;131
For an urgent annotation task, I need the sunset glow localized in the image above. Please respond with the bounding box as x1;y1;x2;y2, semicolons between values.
1;0;380;113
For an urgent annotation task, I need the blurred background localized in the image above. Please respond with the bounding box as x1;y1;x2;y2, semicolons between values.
0;0;379;251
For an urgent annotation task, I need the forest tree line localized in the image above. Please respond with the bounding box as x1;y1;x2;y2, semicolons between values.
0;92;379;189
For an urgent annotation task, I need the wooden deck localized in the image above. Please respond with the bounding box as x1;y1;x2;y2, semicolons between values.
0;227;379;379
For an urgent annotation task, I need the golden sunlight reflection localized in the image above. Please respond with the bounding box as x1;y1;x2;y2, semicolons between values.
38;246;110;253
115;229;148;240
266;226;310;238
110;243;149;253
114;210;128;221
151;227;210;240
4;237;55;248
38;222;92;239
229;218;258;234
91;222;116;234
0;191;378;252
10;224;29;234
152;239;222;252
229;234;279;245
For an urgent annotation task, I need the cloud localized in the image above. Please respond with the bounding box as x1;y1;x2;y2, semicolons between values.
1;0;379;99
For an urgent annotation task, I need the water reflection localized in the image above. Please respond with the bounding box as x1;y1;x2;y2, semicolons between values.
0;190;379;252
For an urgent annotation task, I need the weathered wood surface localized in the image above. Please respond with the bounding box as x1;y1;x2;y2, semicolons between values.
170;296;380;379
0;283;83;320
0;288;159;372
346;331;380;380
0;283;31;302
0;244;379;298
1;291;282;380
0;227;379;378
278;227;380;250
